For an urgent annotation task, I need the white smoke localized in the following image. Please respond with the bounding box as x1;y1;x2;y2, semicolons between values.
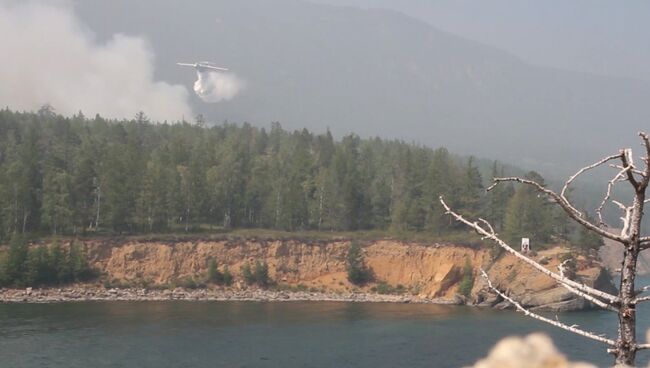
0;1;193;122
193;70;244;103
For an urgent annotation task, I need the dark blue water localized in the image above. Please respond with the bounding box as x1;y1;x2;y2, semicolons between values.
3;271;650;368
2;299;650;368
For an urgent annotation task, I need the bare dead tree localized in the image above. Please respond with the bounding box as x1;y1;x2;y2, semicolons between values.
440;132;650;366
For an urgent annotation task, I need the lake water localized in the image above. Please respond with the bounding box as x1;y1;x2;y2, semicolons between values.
3;299;650;368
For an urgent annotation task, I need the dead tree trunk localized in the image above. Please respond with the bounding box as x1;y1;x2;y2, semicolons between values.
440;132;650;367
616;186;647;364
618;244;638;364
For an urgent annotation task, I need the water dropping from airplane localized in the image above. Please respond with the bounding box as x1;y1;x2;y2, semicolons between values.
177;61;244;103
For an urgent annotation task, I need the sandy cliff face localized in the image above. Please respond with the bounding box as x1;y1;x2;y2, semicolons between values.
76;238;614;310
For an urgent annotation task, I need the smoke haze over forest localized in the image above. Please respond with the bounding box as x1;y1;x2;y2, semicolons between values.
3;0;650;178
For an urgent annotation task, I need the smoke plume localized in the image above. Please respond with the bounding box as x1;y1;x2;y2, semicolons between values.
0;1;193;122
193;71;244;103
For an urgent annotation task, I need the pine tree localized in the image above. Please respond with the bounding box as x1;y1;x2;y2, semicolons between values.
50;242;72;284
503;171;555;246
71;148;98;233
69;242;90;281
574;214;605;252
5;236;28;286
459;156;484;219
103;144;134;232
41;169;73;234
485;162;514;230
25;245;53;285
425;147;457;234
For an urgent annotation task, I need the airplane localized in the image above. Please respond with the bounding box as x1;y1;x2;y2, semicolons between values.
177;61;229;73
177;61;230;99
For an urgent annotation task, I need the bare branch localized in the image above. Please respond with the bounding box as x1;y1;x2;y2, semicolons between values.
633;295;650;304
642;237;650;248
485;182;499;192
561;153;622;199
596;166;631;227
621;148;640;190
557;261;618;312
641;131;650;151
620;207;634;238
480;269;616;346
440;197;620;304
609;164;646;177
557;259;569;278
477;218;495;235
489;177;629;244
625;149;636;168
640;132;650;181
476;218;496;240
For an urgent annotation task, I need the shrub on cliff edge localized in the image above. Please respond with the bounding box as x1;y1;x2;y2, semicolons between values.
346;242;372;285
206;257;224;284
240;261;271;287
458;257;474;297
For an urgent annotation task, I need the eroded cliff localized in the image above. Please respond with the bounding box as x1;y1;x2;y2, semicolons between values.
70;237;616;311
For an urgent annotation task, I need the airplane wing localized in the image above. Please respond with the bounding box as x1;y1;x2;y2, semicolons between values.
202;65;229;72
177;62;229;71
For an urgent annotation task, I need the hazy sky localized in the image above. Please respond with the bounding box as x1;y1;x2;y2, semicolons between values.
312;0;650;81
3;0;648;176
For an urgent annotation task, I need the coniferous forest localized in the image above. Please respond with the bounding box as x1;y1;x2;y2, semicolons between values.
0;108;598;249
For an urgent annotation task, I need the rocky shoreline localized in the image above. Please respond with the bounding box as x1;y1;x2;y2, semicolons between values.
0;287;461;305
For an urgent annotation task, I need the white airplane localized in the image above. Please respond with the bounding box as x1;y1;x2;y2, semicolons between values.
177;61;229;72
177;61;230;99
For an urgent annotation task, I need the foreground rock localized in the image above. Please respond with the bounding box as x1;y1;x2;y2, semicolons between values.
468;333;595;368
0;286;458;304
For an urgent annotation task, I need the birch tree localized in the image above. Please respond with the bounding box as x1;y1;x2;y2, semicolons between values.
440;132;650;366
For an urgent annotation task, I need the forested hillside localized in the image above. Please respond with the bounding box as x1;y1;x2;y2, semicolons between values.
0;108;596;248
